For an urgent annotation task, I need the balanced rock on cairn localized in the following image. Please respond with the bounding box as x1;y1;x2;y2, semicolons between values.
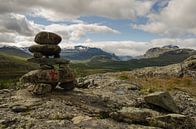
19;31;77;95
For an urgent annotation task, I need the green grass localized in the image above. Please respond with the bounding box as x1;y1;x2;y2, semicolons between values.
70;52;194;77
0;50;195;90
116;73;196;96
0;79;18;89
0;53;38;80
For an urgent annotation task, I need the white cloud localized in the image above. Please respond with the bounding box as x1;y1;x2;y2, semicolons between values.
0;14;119;46
132;0;196;37
44;23;119;41
0;0;153;21
61;38;196;56
0;13;42;36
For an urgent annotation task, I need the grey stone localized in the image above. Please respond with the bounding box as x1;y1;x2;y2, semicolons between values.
110;107;159;124
128;85;140;91
29;45;61;57
11;105;28;113
34;31;62;45
77;79;96;88
144;91;179;113
40;64;54;70
115;89;125;95
59;81;76;91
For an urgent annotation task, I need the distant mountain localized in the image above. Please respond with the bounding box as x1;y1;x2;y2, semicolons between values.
61;45;120;61
143;45;195;58
0;46;31;58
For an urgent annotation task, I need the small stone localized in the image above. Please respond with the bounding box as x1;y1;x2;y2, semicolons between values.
11;105;28;113
29;45;61;57
72;115;92;124
27;83;52;95
77;80;91;88
128;85;140;91
59;81;76;91
110;107;159;124
115;89;125;95
34;31;62;45
0;118;17;127
40;64;54;70
0;89;11;94
144;91;179;113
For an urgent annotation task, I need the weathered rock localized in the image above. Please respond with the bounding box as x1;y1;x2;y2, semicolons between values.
128;84;140;91
27;83;52;95
77;79;95;88
20;69;75;84
28;58;70;66
40;64;54;70
148;114;196;129
110;107;159;124
0;89;12;94
59;81;76;91
72;115;92;124
0;118;17;128
144;91;179;113
34;31;62;45
11;105;28;113
29;45;61;57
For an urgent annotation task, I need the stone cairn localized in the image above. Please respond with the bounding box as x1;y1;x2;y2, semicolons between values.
19;31;76;95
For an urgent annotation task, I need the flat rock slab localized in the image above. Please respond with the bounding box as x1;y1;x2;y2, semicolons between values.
110;107;159;124
148;114;196;129
144;91;179;113
29;45;61;56
34;31;62;45
28;58;70;65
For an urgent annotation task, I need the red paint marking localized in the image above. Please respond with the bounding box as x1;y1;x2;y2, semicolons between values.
49;70;58;80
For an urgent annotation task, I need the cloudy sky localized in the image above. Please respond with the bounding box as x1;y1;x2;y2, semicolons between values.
0;0;196;56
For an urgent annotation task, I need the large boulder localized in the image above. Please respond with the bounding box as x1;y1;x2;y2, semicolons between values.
29;45;61;57
20;69;75;84
144;91;179;113
34;31;62;45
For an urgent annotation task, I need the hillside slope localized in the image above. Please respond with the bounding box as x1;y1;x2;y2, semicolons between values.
0;53;37;79
0;46;31;58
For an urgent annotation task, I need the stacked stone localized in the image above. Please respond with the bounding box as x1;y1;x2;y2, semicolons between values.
19;31;76;95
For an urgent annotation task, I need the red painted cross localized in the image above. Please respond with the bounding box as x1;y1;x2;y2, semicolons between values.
48;70;58;80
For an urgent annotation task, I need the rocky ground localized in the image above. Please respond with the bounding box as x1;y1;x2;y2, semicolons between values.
0;71;196;129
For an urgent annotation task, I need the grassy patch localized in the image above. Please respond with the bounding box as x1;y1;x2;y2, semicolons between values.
116;74;196;96
118;75;130;80
0;79;18;90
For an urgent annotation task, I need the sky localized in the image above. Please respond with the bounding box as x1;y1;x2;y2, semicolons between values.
0;0;196;56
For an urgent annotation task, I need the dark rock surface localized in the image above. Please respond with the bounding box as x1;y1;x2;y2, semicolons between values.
34;31;62;45
29;45;61;57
